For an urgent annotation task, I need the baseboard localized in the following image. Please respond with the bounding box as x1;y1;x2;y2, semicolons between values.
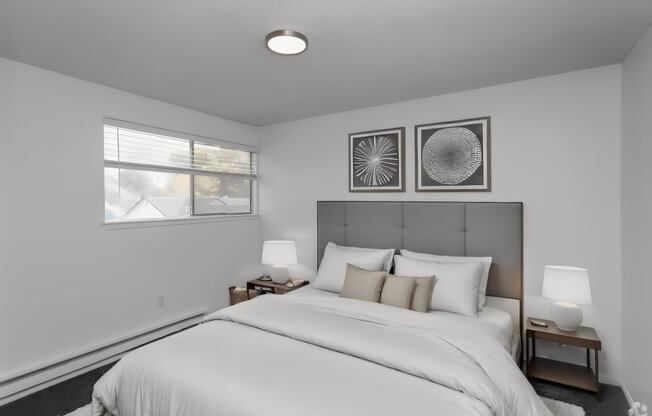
621;380;635;408
0;310;206;406
599;375;621;386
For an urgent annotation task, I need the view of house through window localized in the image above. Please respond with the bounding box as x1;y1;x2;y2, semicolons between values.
103;121;256;222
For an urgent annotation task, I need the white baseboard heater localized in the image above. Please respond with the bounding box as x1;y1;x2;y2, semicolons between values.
0;309;206;406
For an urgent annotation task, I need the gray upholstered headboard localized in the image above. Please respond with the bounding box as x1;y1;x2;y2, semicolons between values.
317;201;523;302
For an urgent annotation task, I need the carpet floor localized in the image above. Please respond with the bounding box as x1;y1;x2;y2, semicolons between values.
0;363;630;416
532;379;630;416
64;397;587;416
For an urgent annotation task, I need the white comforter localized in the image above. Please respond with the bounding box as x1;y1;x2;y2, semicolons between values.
92;294;551;416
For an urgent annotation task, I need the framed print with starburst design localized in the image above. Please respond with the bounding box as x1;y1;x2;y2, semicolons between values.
415;117;491;192
349;127;405;192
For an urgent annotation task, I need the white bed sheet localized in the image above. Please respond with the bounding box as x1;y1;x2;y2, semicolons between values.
288;286;517;358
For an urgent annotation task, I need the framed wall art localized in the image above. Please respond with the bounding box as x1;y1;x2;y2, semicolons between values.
415;117;490;191
349;127;405;192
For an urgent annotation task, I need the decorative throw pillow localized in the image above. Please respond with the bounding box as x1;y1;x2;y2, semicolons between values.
313;242;395;293
410;275;436;312
340;264;387;302
400;249;492;309
328;242;395;271
380;275;417;309
394;255;483;317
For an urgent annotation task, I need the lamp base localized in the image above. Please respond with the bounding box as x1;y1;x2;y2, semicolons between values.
551;301;583;331
270;265;289;284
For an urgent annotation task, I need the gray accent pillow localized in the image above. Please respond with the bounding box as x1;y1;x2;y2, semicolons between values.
380;275;417;309
340;264;387;302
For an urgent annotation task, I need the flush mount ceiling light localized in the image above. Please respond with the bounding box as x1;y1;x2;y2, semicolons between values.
265;30;308;55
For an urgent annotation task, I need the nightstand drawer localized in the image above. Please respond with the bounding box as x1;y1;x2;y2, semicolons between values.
525;321;601;350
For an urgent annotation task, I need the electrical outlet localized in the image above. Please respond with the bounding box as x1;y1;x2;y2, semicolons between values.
630;402;648;416
157;296;165;308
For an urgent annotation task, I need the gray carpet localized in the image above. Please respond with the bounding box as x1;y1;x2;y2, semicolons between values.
0;364;114;416
64;397;588;416
532;379;630;416
0;364;630;416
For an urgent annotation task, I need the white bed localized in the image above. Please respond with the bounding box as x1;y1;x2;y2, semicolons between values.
289;286;521;360
92;288;549;416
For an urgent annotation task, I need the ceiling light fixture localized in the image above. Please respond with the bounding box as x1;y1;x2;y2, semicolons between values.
265;30;308;55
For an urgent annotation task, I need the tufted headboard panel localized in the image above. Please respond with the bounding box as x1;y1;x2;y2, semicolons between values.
317;201;523;301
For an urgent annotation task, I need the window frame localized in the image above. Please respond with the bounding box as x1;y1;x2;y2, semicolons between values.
103;118;258;225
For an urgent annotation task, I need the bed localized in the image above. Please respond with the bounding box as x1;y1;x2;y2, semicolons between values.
289;285;521;361
92;201;552;416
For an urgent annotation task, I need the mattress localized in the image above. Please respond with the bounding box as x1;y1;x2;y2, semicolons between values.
288;285;518;358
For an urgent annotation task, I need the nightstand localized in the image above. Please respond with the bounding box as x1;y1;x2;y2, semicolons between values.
525;317;601;393
246;278;309;299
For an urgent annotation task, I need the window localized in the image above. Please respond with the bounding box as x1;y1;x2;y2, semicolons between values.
103;119;257;223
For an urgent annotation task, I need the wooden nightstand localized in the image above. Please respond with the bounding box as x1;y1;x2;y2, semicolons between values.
246;278;309;299
525;317;601;393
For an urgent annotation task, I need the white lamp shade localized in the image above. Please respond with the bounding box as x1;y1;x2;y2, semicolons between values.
542;265;592;305
261;240;297;266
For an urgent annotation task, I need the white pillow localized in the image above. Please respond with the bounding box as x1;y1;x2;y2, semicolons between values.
400;249;492;308
313;243;395;293
393;255;482;317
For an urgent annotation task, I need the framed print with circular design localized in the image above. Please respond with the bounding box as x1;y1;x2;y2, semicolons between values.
415;117;491;192
349;127;405;192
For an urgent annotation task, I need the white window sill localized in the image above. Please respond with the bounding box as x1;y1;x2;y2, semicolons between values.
103;214;259;230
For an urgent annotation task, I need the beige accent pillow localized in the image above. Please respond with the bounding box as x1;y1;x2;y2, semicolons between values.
340;264;387;302
410;275;436;312
380;275;417;309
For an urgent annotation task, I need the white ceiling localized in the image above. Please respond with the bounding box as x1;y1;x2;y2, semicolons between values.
1;1;651;126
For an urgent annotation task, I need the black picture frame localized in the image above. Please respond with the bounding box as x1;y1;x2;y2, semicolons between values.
349;127;405;192
415;117;491;192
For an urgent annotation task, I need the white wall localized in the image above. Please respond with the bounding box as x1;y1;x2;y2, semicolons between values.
259;65;622;382
0;54;630;394
621;24;652;406
0;58;261;380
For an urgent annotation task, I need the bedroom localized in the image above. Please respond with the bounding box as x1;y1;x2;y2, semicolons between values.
0;1;650;415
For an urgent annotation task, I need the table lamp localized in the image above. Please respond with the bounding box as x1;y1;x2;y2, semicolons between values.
261;240;297;284
542;265;592;331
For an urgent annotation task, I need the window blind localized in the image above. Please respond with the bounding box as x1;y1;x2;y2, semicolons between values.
103;120;257;178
